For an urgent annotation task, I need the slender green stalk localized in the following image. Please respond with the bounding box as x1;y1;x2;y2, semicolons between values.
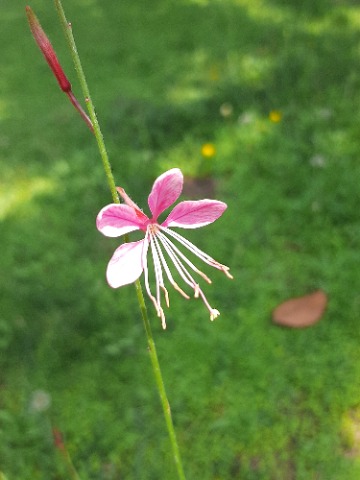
134;282;187;480
54;2;186;478
54;0;118;204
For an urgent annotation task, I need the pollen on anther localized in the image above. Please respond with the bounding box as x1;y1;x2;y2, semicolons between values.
224;268;234;279
210;309;220;321
161;286;170;308
159;309;167;329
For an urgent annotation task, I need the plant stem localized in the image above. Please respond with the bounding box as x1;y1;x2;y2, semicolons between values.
54;0;118;204
54;2;186;478
66;91;94;133
135;281;187;480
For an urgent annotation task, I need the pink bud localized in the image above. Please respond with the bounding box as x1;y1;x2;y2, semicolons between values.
26;6;71;93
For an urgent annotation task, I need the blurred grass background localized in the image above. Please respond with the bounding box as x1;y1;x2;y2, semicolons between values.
1;0;360;478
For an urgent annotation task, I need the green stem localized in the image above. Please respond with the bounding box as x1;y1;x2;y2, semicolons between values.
54;2;186;478
54;0;118;204
135;282;187;480
62;450;82;480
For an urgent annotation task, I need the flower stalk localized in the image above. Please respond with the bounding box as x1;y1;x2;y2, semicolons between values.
54;0;119;204
27;1;187;478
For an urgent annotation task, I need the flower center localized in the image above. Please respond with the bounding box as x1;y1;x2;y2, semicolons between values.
148;223;160;236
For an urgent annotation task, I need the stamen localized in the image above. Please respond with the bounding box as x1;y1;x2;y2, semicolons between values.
156;233;220;318
161;285;170;308
172;282;190;299
223;268;234;279
146;291;166;329
144;230;171;328
143;224;225;324
157;234;201;291
150;234;165;308
160;226;232;278
150;297;167;329
195;285;220;318
159;306;167;330
143;234;161;317
210;309;220;321
157;232;212;283
142;234;151;294
151;234;190;299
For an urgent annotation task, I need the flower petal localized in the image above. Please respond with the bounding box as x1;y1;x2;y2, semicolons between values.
106;239;149;288
97;204;148;237
162;200;227;229
148;168;183;219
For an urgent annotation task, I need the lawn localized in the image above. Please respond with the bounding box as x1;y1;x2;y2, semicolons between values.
1;0;360;478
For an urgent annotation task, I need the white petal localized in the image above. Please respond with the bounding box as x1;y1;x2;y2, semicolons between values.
106;239;149;288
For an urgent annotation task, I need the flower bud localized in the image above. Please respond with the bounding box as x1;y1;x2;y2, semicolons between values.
26;6;71;93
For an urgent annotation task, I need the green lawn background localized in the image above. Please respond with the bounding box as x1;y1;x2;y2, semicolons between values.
1;0;360;478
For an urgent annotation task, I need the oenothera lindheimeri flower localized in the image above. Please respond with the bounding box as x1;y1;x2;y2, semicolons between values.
97;168;232;328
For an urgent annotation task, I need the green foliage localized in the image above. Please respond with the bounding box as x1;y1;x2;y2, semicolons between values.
1;0;360;478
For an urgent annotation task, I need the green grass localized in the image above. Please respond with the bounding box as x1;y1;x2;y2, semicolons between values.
1;0;360;478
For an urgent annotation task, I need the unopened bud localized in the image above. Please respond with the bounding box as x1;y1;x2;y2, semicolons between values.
26;6;71;93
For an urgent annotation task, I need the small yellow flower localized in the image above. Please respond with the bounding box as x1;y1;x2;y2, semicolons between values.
201;143;216;158
269;110;282;123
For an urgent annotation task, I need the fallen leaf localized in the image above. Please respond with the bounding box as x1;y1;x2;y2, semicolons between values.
272;290;327;328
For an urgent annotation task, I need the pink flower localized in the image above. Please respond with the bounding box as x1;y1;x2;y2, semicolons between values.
96;168;232;328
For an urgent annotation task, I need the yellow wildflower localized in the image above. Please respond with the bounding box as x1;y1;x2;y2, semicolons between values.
269;110;282;123
201;143;216;158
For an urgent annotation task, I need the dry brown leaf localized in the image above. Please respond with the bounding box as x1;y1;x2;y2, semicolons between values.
272;290;327;328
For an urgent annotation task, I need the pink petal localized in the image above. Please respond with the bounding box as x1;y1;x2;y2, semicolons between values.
106;239;149;288
97;204;148;237
148;168;183;219
162;200;227;229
